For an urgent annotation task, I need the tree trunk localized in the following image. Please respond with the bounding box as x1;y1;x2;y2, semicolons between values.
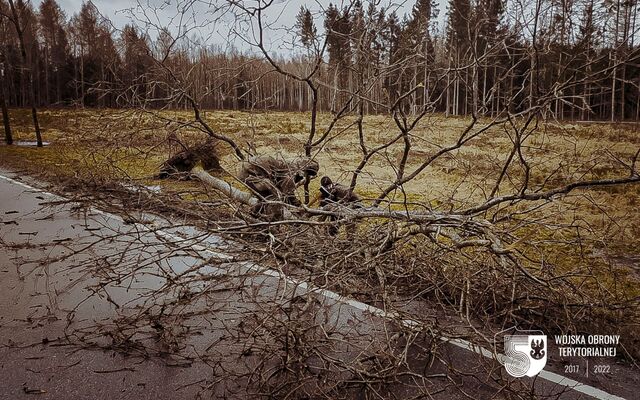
8;0;42;147
492;65;498;116
80;47;85;108
611;53;617;122
192;166;296;220
582;51;591;121
482;60;487;116
446;56;451;116
44;46;50;106
637;76;640;123
1;71;12;145
73;41;79;103
192;166;257;207
620;62;626;121
611;0;621;122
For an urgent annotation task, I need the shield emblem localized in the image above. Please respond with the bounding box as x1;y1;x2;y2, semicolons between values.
526;335;547;377
504;334;547;377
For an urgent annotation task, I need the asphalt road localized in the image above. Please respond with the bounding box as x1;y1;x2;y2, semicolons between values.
0;168;634;399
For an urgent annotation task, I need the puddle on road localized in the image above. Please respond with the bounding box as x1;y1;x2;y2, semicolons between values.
13;141;51;147
121;182;162;193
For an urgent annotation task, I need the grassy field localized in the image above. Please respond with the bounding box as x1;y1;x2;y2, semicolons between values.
2;108;640;356
3;108;639;195
2;108;640;245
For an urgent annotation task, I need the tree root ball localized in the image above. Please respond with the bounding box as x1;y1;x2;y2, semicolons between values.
158;139;221;179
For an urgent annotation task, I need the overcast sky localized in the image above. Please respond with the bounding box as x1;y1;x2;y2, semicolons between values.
37;0;136;25
31;0;449;52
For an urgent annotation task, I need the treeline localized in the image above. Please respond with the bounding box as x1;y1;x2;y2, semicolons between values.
0;0;639;120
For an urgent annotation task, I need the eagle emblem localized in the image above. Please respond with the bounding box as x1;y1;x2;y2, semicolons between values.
530;338;545;360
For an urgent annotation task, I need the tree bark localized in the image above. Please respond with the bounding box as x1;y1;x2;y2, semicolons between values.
7;0;42;147
191;166;258;207
1;69;12;145
611;0;621;122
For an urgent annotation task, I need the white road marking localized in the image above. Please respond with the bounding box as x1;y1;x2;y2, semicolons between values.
0;172;626;400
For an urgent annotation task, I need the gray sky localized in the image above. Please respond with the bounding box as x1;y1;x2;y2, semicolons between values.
43;0;136;25
32;0;449;52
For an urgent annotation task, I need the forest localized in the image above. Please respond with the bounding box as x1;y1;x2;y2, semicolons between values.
0;0;638;121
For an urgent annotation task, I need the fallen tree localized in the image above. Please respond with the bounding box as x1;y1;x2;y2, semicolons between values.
158;139;221;179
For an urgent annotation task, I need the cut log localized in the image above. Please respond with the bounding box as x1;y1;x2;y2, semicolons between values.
192;166;297;220
191;166;258;207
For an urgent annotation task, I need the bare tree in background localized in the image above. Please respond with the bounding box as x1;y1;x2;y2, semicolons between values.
0;65;11;144
0;10;12;144
2;0;42;146
0;0;635;119
38;0;70;105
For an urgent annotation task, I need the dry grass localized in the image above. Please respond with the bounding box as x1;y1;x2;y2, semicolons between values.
3;107;639;251
2;108;640;360
3;108;639;226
